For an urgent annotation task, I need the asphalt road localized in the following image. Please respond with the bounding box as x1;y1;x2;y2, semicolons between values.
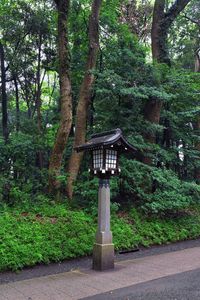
82;268;200;300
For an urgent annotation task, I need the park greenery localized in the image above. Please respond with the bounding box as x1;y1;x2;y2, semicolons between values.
0;0;200;271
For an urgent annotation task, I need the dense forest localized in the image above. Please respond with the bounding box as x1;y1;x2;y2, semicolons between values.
0;0;200;271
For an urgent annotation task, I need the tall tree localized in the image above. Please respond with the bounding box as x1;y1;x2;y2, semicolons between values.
152;0;191;64
13;75;20;132
48;0;72;194
192;24;200;183
143;0;191;165
194;117;200;183
66;0;102;199
35;32;44;168
0;41;9;142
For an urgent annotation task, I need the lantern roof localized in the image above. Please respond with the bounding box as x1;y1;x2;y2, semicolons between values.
75;128;136;153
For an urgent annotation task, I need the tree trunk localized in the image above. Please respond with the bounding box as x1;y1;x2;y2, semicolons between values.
151;0;169;65
152;0;191;65
13;76;20;132
36;33;42;135
0;42;9;142
143;98;163;165
48;0;72;195
194;118;200;183
36;33;43;169
195;48;200;72
66;0;102;199
142;0;191;165
194;47;200;183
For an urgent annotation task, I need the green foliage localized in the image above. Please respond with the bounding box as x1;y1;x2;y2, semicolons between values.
0;0;200;271
1;0;199;210
0;204;95;271
143;170;200;215
128;207;200;247
1;203;200;271
119;158;200;215
0;130;49;204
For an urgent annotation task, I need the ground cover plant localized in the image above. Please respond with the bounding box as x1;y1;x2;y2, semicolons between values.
1;202;200;272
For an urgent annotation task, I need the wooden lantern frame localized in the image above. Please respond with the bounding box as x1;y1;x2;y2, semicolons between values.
75;128;136;177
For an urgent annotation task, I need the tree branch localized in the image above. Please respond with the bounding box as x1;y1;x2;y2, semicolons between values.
183;14;200;26
165;0;191;27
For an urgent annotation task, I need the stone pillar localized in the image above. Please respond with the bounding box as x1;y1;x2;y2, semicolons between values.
93;178;114;271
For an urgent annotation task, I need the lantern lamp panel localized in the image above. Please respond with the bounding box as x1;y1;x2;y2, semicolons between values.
106;149;117;169
93;149;103;169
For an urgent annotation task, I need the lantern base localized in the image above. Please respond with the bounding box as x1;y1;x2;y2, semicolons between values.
93;243;114;271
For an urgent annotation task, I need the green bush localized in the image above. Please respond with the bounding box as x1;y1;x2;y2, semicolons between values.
119;158;200;215
0;130;49;205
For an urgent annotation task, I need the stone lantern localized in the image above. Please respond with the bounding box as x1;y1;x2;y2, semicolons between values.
75;128;136;270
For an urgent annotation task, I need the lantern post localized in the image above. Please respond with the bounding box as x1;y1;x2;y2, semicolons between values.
93;176;114;270
75;128;136;271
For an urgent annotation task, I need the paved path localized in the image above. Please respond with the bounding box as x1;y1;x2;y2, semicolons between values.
83;268;200;300
1;246;200;300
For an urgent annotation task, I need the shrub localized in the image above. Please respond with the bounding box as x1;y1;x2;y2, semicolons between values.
119;158;200;215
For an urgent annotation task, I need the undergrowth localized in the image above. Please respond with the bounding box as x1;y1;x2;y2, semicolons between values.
1;203;200;271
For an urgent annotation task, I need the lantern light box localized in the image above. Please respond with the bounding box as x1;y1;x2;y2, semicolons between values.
75;128;136;177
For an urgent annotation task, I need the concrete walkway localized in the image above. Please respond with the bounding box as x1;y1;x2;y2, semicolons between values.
1;246;200;300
